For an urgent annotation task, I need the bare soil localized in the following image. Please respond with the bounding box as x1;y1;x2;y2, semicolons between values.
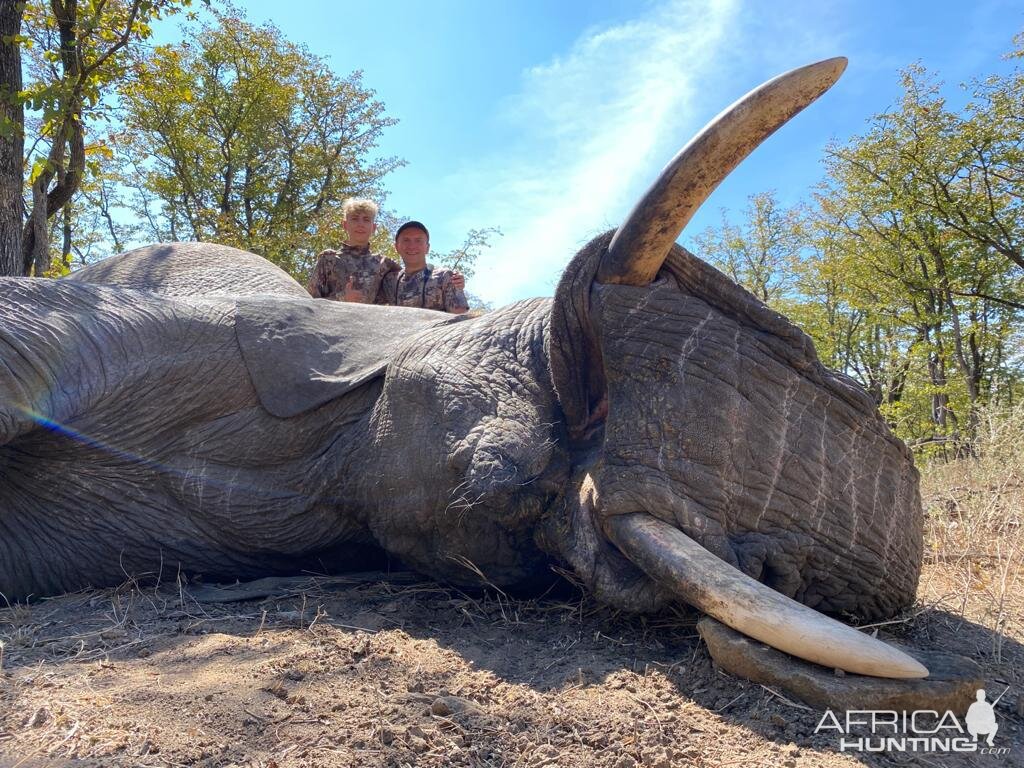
1;558;1021;768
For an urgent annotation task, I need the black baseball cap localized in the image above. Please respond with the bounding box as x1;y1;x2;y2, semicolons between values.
395;220;429;240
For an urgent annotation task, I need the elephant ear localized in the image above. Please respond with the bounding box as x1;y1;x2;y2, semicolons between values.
235;297;458;418
548;230;614;442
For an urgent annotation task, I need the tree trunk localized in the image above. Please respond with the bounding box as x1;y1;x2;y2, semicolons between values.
61;170;72;269
22;0;87;275
28;176;49;274
0;0;24;276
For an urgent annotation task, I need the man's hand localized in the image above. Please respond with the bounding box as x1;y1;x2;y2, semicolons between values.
452;272;466;291
342;275;362;302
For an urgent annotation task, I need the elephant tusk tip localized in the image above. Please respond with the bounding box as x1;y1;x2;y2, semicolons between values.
812;56;848;89
880;648;929;679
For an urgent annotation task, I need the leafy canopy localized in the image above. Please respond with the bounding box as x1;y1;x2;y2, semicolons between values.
115;4;401;275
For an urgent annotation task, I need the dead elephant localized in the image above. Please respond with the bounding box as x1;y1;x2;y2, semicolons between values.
0;58;926;680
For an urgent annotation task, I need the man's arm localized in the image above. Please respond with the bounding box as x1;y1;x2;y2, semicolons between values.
374;257;400;305
443;272;469;315
306;250;337;298
306;255;326;298
376;269;398;305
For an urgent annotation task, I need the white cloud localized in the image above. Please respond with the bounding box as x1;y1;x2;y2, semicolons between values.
438;0;742;305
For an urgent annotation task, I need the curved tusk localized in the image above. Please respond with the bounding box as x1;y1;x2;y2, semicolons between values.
604;513;928;679
597;57;847;286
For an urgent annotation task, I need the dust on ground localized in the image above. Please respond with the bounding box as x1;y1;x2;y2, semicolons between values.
0;558;1021;768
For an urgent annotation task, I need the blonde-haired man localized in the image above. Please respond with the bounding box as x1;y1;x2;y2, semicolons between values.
307;198;397;304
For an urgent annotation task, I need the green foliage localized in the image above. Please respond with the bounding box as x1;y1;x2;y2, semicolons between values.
113;5;402;277
15;0;194;274
816;61;1024;446
699;40;1024;451
694;191;801;304
433;227;501;279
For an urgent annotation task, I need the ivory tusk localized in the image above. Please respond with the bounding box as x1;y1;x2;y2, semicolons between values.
598;57;847;286
604;512;928;679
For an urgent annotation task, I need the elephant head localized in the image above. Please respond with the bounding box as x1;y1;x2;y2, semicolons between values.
542;59;925;678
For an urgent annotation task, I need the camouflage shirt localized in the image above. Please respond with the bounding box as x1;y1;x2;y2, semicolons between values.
306;244;399;304
383;266;469;313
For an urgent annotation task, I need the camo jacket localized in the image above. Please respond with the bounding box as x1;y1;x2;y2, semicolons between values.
382;266;469;313
306;244;399;304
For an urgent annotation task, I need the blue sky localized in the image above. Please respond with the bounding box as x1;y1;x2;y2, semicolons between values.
162;0;1023;305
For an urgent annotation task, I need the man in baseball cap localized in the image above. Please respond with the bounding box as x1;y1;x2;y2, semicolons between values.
387;221;469;314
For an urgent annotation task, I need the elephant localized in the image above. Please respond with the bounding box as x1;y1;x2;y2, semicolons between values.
0;58;927;680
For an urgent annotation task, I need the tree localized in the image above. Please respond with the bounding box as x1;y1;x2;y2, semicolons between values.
817;63;1024;446
693;191;801;304
433;226;500;310
0;0;193;277
115;6;401;276
0;0;24;276
780;205;917;409
698;44;1024;450
897;45;1024;274
434;226;501;279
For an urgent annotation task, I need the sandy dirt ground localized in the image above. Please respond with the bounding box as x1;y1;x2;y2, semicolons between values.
0;557;1021;768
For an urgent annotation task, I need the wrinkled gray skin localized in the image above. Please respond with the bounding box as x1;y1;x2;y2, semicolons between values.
0;236;921;619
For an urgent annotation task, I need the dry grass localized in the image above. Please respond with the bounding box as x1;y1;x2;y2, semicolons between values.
917;404;1024;663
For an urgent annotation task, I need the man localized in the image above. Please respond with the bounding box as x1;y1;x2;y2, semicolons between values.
386;221;469;314
306;198;397;303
